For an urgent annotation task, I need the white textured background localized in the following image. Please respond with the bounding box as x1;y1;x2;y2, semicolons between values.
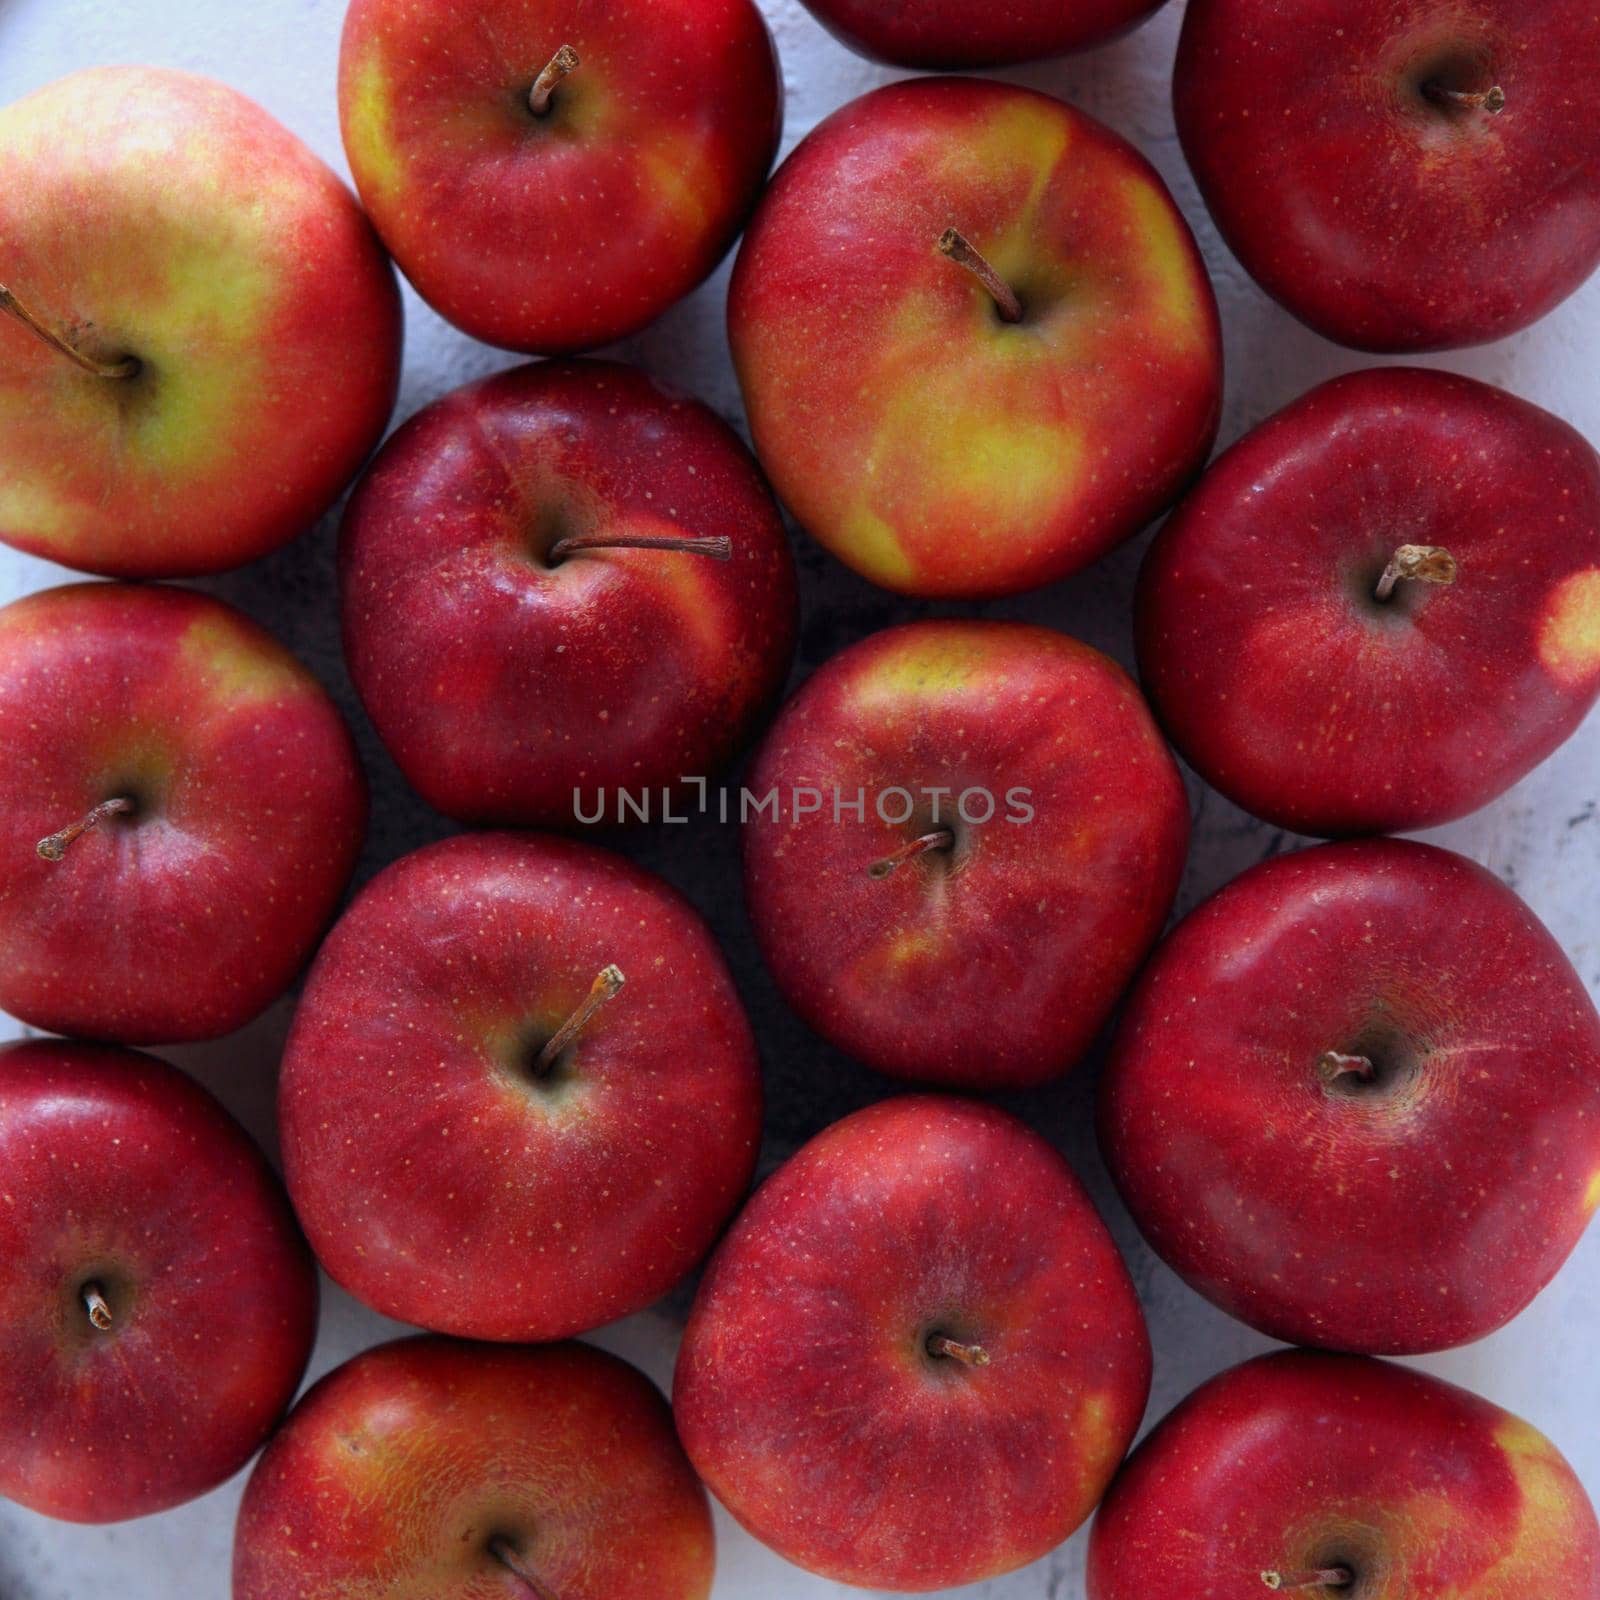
2;1;1598;1595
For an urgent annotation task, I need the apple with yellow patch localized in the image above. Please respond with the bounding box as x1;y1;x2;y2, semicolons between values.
729;76;1222;598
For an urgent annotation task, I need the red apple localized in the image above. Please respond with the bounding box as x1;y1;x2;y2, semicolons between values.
1100;838;1600;1354
0;66;401;578
1088;1351;1600;1600
234;1335;713;1600
743;620;1189;1089
338;0;781;355
0;583;367;1044
280;830;762;1342
0;1040;316;1523
730;76;1221;598
674;1094;1151;1591
340;359;797;828
1137;368;1600;836
1175;0;1600;350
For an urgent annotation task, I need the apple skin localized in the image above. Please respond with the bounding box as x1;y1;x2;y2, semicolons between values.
1175;0;1600;351
730;77;1221;599
340;359;798;828
1137;368;1600;836
280;830;762;1342
0;1040;317;1524
0;66;401;578
339;0;781;355
1100;838;1600;1355
233;1335;714;1600
674;1095;1151;1591
1087;1351;1600;1600
743;620;1189;1089
0;583;367;1045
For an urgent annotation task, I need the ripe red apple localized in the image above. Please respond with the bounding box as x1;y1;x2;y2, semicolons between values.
1088;1351;1600;1600
1137;368;1600;836
675;1095;1151;1591
0;1040;317;1523
0;583;366;1044
743;620;1189;1089
340;359;797;828
1175;0;1600;350
0;66;401;578
1100;838;1600;1355
339;0;781;355
730;76;1221;598
280;830;762;1341
234;1335;713;1600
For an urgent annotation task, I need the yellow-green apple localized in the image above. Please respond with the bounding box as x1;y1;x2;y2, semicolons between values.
743;620;1189;1089
279;830;762;1341
730;77;1222;598
674;1095;1151;1591
1138;368;1600;836
1100;839;1600;1354
1176;0;1600;350
233;1335;713;1600
1088;1351;1600;1600
339;0;781;355
340;359;797;828
0;66;401;578
0;583;366;1044
0;1040;316;1523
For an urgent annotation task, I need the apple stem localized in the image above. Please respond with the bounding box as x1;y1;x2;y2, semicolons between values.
532;965;625;1076
1319;1051;1375;1083
1261;1569;1353;1591
36;796;134;862
83;1283;113;1331
927;1334;990;1367
529;44;580;116
0;284;140;380
547;533;733;563
868;828;955;880
936;230;1023;324
1423;81;1505;114
1374;544;1457;602
489;1536;559;1600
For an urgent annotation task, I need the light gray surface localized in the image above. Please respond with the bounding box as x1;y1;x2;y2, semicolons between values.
1;0;1598;1595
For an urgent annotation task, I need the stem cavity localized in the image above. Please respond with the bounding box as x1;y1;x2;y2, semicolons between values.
489;1536;559;1600
1423;81;1505;114
529;45;580;116
1261;1570;1353;1592
37;797;134;861
1374;544;1457;602
548;533;733;563
0;285;139;379
927;1334;990;1367
936;229;1023;324
533;965;625;1076
868;828;955;880
83;1283;113;1331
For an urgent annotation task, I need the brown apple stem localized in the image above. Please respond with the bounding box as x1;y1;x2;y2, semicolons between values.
83;1283;114;1331
868;828;955;880
1423;81;1505;114
488;1536;559;1600
0;285;139;379
936;229;1023;324
548;533;733;562
1261;1569;1353;1591
927;1334;990;1367
1318;1050;1375;1084
533;965;625;1075
36;797;134;862
1374;544;1457;602
529;45;579;116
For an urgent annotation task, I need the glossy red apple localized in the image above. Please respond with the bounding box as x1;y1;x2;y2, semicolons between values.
0;66;401;578
340;359;797;828
1175;0;1600;350
234;1335;713;1600
743;620;1189;1089
1100;838;1600;1354
730;76;1222;598
1088;1351;1600;1600
0;1040;316;1523
339;0;781;354
675;1095;1151;1591
1138;368;1600;836
280;830;761;1341
0;583;366;1044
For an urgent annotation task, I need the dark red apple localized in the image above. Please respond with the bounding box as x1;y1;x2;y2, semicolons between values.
743;620;1189;1089
339;0;781;354
675;1094;1151;1590
1137;367;1600;836
0;1040;316;1523
1175;0;1600;350
280;830;762;1342
0;583;366;1044
234;1335;713;1600
340;359;797;829
1088;1351;1600;1600
1100;838;1600;1354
